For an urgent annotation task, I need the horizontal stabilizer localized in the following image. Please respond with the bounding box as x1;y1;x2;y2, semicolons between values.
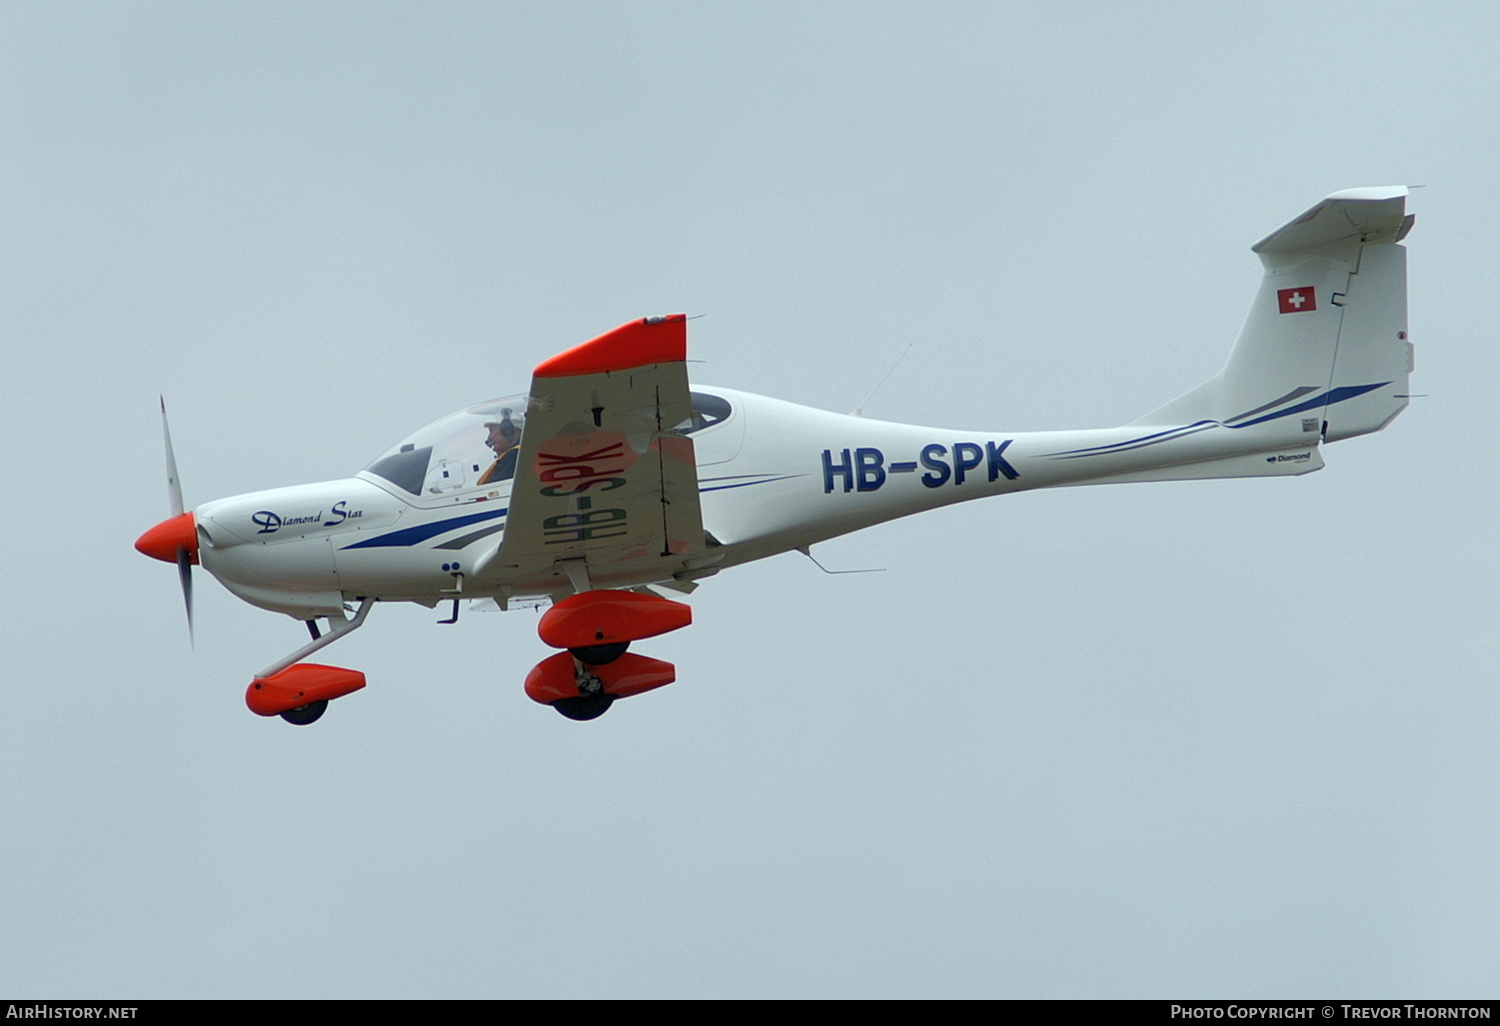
1252;186;1412;254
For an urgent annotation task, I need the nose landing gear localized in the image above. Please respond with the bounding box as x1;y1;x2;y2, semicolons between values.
244;598;375;725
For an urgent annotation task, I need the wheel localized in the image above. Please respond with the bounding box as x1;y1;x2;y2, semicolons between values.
570;641;629;665
552;693;615;721
279;699;328;726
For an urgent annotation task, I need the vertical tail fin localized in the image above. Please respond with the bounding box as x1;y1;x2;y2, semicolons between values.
1134;187;1414;445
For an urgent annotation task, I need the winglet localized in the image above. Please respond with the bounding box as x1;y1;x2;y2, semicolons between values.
534;314;687;378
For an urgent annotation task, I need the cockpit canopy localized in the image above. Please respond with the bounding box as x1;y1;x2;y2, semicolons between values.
361;391;733;498
363;395;527;498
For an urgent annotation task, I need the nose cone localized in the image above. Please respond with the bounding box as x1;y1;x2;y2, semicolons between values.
135;511;198;564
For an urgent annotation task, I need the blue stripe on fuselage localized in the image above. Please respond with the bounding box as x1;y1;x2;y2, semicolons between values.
341;506;508;549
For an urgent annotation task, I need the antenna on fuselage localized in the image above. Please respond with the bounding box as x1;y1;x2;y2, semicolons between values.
796;545;885;575
850;343;913;417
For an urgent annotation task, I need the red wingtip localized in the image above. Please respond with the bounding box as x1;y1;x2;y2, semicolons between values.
533;314;687;379
135;511;198;564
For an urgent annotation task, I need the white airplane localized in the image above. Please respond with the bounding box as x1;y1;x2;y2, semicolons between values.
137;186;1416;725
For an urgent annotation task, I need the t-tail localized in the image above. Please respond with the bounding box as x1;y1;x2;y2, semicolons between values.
1119;186;1413;482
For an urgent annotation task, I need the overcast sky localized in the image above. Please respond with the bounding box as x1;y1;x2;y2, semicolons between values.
3;0;1497;998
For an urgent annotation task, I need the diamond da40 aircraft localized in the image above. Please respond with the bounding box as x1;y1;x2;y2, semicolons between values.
137;187;1416;725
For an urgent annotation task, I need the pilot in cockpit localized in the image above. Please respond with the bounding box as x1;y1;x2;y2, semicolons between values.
477;412;521;485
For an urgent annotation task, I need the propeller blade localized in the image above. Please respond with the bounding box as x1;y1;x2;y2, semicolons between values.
160;396;184;518
160;397;192;645
177;547;195;648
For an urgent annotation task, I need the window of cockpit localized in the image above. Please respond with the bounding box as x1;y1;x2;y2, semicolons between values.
366;444;432;495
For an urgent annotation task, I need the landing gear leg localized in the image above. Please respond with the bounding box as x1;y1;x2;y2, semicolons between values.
259;598;374;680
552;659;615;720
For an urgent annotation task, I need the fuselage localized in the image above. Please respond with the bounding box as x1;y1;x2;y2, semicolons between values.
193;384;1322;620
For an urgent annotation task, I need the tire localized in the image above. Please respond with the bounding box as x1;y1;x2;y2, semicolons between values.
552;694;615;721
570;641;629;665
279;699;328;726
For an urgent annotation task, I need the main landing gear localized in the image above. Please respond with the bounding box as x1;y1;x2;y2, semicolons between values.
524;590;692;720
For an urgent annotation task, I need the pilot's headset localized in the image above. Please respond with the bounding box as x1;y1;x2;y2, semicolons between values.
486;410;519;445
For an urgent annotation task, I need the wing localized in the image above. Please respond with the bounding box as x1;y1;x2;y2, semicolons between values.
481;315;709;596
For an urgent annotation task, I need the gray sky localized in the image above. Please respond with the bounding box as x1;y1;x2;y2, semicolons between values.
3;0;1496;998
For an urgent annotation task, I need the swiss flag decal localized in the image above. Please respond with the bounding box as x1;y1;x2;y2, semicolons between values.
1277;287;1317;314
